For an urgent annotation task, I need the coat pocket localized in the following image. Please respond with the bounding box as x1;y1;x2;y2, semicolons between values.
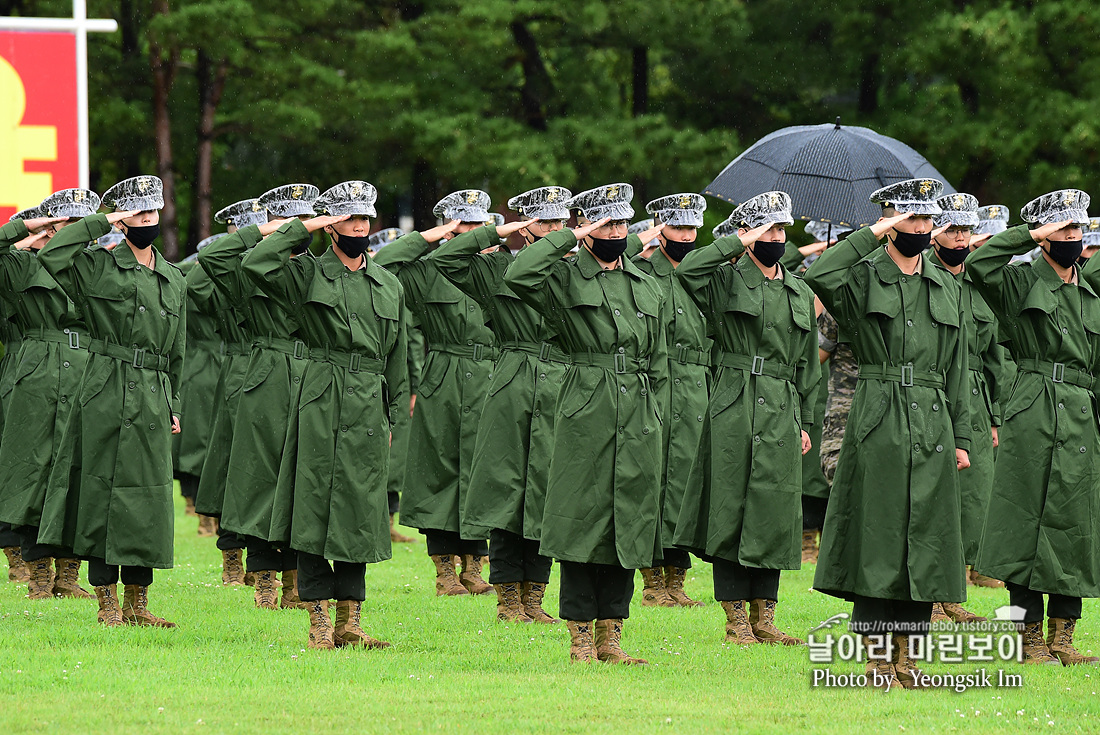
79;358;113;407
852;384;890;442
241;351;277;392
558;376;601;419
10;343;47;391
416;352;448;399
487;354;525;397
709;370;746;418
299;366;334;409
1002;376;1044;423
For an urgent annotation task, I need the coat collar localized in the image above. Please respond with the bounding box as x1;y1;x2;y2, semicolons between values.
576;245;646;281
869;244;941;286
648;249;676;276
320;246;386;285
1030;253;1097;298
110;240;175;279
734;255;799;292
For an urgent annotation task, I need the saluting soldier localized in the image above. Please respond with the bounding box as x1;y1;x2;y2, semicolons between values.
804;179;971;689
241;181;407;651
505;183;668;665
674;192;818;647
430;186;571;624
372;191;497;598
630;193;711;609
35;175;186;628
970;190;1100;666
928;193;1007;625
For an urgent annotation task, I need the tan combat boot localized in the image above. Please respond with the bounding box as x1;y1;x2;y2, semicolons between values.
221;549;245;586
863;635;898;691
280;569;306;609
638;567;675;607
521;581;559;624
27;557;55;600
801;530;819;564
52;558;93;599
594;618;648;665
720;600;758;645
748;598;804;645
122;585;176;627
333;599;391;649
184;496;198;517
305;599;334;650
430;554;469;596
1047;618;1100;666
968;568;1004;588
196;514;217;537
930;602;951;624
1020;621;1061;665
94;584;124;627
493;582;533;623
253;570;279;609
942;601;986;624
892;634;927;689
458;554;493;595
389;514;415;543
664;566;704;607
3;546;29;583
567;620;598;662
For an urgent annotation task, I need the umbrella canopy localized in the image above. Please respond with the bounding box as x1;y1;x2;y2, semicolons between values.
703;120;955;228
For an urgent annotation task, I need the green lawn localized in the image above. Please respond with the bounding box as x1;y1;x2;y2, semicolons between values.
2;491;1098;734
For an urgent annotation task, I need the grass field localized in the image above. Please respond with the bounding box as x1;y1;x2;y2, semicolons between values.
2;491;1099;734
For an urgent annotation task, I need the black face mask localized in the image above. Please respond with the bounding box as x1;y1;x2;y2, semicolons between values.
662;238;696;263
890;229;931;258
589;236;628;263
291;242;311;256
125;224;160;250
333;232;370;259
935;244;970;267
1046;239;1083;269
751;240;786;268
1078;254;1092;268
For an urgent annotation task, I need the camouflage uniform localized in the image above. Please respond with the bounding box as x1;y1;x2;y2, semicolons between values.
817;309;857;485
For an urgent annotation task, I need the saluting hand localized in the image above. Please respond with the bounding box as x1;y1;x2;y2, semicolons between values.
869;211;913;240
1029;219;1074;244
635;221;667;247
969;233;993;248
956;448;970;471
798;241;828;257
422;219;461;244
572;217;611;241
930;224;951;240
257;218;292;237
105;210;142;225
800;430;812;456
303;214;350;233
14;231;49;251
497;218;537;238
737;222;777;247
20;216;69;234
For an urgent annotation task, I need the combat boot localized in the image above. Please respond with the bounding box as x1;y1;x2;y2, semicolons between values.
94;584;123;627
567;620;597;662
3;546;29;583
748;598;804;645
863;636;898;691
52;558;93;599
930;602;951;624
305;599;334;650
638;567;675;607
521;581;558;624
942;602;986;624
1047;618;1100;666
430;554;469;596
280;569;306;609
493;582;533;623
664;566;704;607
122;585;176;627
221;548;245;586
27;557;55;600
801;530;819;564
253;570;279;609
968;568;1004;588
333;600;391;649
458;554;492;595
184;496;198;517
197;514;217;537
892;634;927;689
721;600;758;645
389;514;415;543
593;618;648;665
1020;621;1061;665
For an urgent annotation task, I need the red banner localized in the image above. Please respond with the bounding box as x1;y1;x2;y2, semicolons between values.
0;31;78;222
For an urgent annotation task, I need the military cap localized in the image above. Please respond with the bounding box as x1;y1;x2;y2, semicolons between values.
628;219;655;236
646;193;706;228
869;178;944;216
258;183;319;218
9;205;42;222
1083;218;1100;248
368;227;405;252
973;204;1010;236
41;188;100;219
507;186;572;221
1020;189;1090;226
96;231;126;249
933;192;980;229
730;191;794;229
215;199;267;228
314;180;378;217
433;189;491;223
567;183;635;222
197;233;228;252
102;175;164;211
712;215;739;240
804;220;852;243
486;212;505;227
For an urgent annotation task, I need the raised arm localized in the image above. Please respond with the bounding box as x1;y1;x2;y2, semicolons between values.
675;234;746;318
36;213;114;297
965;225;1046;317
427;225;505;308
240;218;317;314
503;229;575;315
198;225;262;305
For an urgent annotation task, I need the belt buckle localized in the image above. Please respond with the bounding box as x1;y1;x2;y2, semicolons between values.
293;340;306;360
349;353;361;374
1052;362;1065;383
678;347;689;364
614;353;627;374
67;330;80;350
750;355;765;376
900;364;914;387
472;344;484;361
132;348;147;369
539;343;552;361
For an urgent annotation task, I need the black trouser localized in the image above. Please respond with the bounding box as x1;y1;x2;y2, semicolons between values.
850;595;932;636
423;529;488;557
244;536;297;573
216;526;246;551
87;557;153;587
296;551;365;601
178;472;199;500
802;494;828;530
558;561;634;621
388;491;401;516
488;529;552;584
712;558;780;601
0;521;21;547
16;525;68;562
653;547;691;569
1007;583;1082;623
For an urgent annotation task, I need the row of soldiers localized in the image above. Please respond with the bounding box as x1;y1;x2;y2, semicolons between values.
1;173;1099;678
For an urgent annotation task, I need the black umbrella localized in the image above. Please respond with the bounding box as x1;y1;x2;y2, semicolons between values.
703;119;955;228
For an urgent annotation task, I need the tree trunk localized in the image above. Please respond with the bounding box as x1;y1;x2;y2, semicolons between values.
632;46;648;118
411;157;437;230
187;51;229;252
510;21;553;131
149;0;179;261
